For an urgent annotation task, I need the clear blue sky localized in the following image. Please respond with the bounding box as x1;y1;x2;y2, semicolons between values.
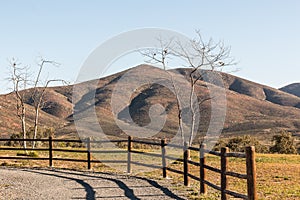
0;1;299;94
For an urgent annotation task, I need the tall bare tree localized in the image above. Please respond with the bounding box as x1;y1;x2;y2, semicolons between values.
9;59;29;152
141;31;234;146
173;30;234;145
140;38;186;144
9;58;66;150
31;59;66;149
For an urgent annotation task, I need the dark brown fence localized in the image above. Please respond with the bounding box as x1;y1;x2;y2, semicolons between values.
0;136;257;200
197;144;257;200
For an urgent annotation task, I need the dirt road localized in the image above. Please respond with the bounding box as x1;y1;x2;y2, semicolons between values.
0;167;187;200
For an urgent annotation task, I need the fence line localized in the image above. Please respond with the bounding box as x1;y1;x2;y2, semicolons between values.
0;136;257;200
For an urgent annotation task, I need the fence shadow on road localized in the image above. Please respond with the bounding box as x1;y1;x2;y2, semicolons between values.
23;168;185;200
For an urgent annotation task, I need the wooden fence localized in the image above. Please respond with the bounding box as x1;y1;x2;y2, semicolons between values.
0;136;257;200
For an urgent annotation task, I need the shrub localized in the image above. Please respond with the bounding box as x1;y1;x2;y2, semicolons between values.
213;139;227;151
6;127;55;147
0;162;9;166
28;151;39;157
5;133;23;146
16;151;39;157
16;151;28;156
270;131;297;154
214;135;269;153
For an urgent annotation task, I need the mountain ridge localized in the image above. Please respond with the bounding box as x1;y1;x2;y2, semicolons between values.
280;83;300;98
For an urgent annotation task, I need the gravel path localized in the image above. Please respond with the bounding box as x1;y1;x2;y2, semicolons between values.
0;167;187;200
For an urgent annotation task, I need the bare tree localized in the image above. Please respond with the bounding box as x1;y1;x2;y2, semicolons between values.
9;59;29;152
140;38;186;144
141;37;174;70
141;31;234;146
31;59;66;149
9;58;66;150
173;30;234;145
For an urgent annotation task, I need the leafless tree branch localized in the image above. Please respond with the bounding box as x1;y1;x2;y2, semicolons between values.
140;30;235;146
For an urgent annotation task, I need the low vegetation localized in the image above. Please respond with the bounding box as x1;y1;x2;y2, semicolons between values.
5;127;54;147
270;131;298;154
214;135;269;153
215;132;299;154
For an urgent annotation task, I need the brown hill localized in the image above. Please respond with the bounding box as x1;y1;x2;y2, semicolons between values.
1;65;300;141
20;87;73;119
0;91;69;138
213;72;300;109
280;83;300;98
71;65;300;141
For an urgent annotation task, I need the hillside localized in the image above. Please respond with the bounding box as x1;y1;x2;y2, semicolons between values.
280;83;300;98
0;91;69;138
1;65;300;141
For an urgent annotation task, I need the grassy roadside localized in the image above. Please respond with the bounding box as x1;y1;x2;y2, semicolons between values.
141;153;300;200
0;147;299;199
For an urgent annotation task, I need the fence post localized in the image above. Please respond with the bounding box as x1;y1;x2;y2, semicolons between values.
184;142;190;186
87;137;91;170
161;138;167;178
221;147;229;200
200;143;207;194
127;136;132;173
49;136;53;167
246;146;257;200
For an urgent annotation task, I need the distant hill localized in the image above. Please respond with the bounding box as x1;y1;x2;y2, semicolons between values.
280;83;300;98
1;65;300;141
0;90;70;138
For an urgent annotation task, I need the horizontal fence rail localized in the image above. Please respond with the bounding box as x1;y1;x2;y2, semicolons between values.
0;136;257;200
197;144;257;200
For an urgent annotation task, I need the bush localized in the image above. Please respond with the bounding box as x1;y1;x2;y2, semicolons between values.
5;133;23;146
6;127;55;147
213;139;227;151
214;135;269;153
270;131;297;154
16;151;39;157
16;151;29;156
28;151;39;157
